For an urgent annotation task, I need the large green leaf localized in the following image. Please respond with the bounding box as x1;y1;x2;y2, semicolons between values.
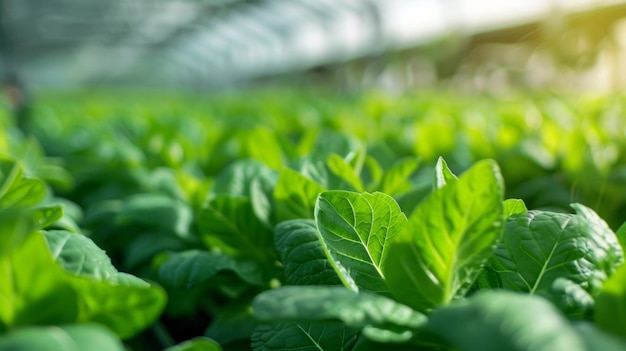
155;250;264;289
0;230;165;339
315;191;407;294
0;324;125;351
274;167;326;222
426;291;626;351
0;232;79;330
198;195;275;263
274;219;341;286
251;321;358;351
383;159;504;310
482;204;623;306
253;286;426;333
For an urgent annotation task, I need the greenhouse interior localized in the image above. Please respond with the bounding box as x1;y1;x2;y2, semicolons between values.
4;1;626;350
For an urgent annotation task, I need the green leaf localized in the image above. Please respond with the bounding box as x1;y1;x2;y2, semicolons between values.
274;219;341;286
379;157;419;196
574;322;626;351
0;209;36;256
198;195;275;263
503;199;527;217
425;291;595;351
0;233;79;330
0;159;46;210
156;250;264;289
483;204;623;307
595;262;626;338
43;230;119;280
327;154;364;191
384;159;504;310
164;337;223;351
211;160;277;199
70;275;166;339
116;193;192;238
274;168;326;222
315;191;407;294
243;128;285;169
31;204;64;230
433;156;457;189
251;321;358;351
0;230;166;339
0;324;125;351
205;303;257;345
253;286;426;332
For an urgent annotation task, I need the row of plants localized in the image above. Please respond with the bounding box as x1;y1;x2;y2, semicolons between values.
2;90;626;350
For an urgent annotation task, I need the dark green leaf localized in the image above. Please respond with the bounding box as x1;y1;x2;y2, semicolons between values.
315;191;407;294
274;219;341;286
156;250;264;289
116;193;192;238
205;303;257;345
484;204;623;307
198;196;275;263
384;160;504;310
251;321;358;351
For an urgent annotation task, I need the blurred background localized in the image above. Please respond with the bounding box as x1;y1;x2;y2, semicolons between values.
2;0;626;94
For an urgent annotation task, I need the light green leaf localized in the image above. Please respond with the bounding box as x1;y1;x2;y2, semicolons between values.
379;158;419;195
327;154;364;191
31;204;64;230
274;168;326;222
0;159;46;210
251;321;358;351
0;233;79;330
198;195;275;263
483;204;623;308
595;262;626;338
244;128;284;169
0;324;125;351
164;337;223;351
274;219;341;286
156;250;264;289
43;230;118;281
426;291;595;351
384;159;504;310
503;199;527;217
0;230;166;339
253;286;426;331
433;156;457;189
315;191;407;295
70;276;166;339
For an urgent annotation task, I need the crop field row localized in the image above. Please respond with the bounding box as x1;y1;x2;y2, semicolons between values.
2;91;626;350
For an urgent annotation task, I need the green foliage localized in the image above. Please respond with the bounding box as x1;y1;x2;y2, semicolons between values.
384;160;505;310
